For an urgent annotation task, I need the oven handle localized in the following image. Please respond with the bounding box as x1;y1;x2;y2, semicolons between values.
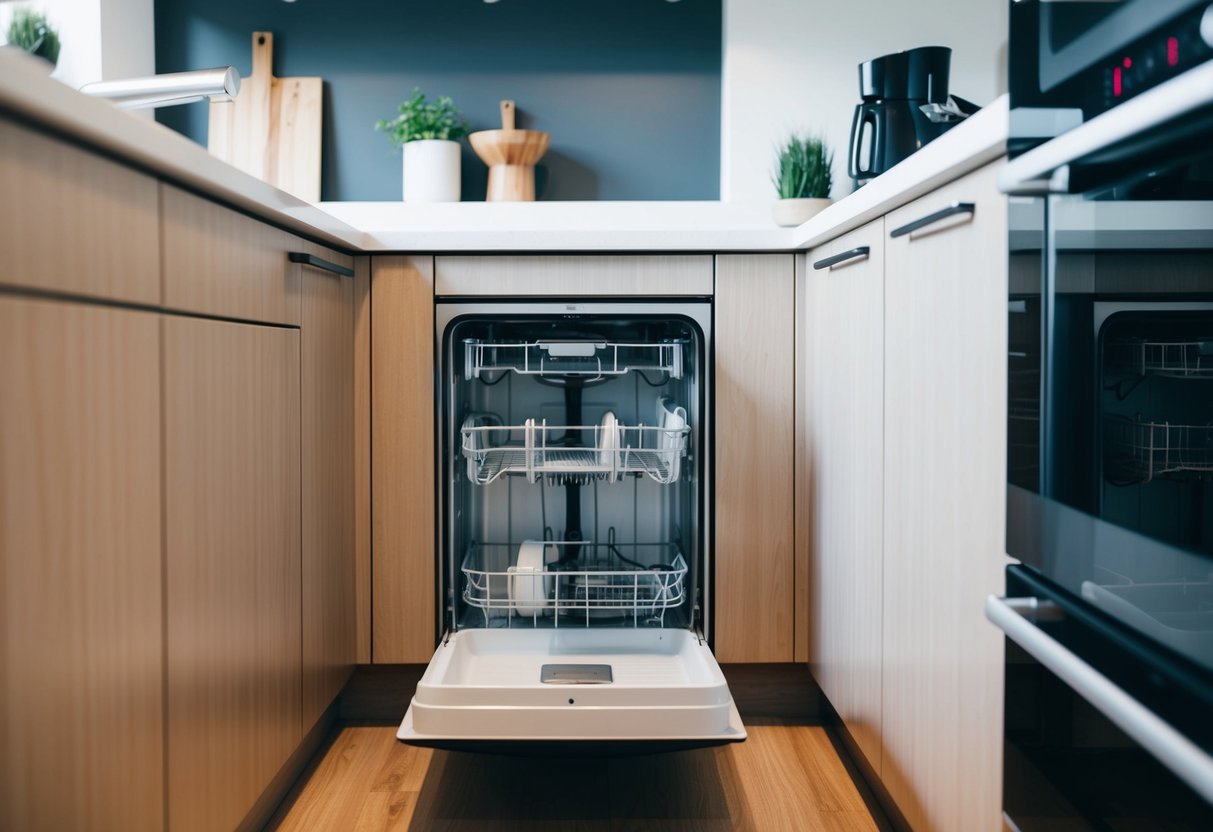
986;594;1213;805
999;61;1213;196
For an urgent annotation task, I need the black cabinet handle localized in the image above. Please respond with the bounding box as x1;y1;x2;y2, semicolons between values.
813;246;870;271
288;251;354;277
889;201;976;239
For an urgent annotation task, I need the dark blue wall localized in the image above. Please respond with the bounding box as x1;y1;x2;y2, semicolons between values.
155;0;722;202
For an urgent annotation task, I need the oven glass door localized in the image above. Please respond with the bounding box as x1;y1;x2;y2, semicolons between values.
1008;139;1213;676
1001;566;1213;830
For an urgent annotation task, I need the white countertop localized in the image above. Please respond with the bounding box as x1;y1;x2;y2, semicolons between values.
320;96;1009;252
0;48;1008;254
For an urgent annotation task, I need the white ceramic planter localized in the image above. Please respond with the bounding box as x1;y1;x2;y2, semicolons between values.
772;197;832;227
402;139;461;203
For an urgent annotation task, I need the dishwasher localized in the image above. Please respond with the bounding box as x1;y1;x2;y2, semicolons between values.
397;299;745;749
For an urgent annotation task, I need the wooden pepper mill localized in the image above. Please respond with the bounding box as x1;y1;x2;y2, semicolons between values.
468;100;551;201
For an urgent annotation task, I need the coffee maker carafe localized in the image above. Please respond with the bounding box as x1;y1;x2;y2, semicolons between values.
848;46;960;186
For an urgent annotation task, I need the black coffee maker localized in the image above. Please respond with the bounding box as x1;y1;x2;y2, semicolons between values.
848;46;974;186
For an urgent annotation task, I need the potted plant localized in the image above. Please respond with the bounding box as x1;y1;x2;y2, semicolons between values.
771;134;833;227
376;88;468;203
5;8;60;68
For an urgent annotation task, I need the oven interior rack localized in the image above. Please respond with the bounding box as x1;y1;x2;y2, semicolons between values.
1110;338;1213;379
460;542;688;629
1104;416;1213;483
463;338;684;381
462;417;689;485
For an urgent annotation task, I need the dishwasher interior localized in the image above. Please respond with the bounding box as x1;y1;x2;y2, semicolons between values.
438;302;709;638
399;299;741;747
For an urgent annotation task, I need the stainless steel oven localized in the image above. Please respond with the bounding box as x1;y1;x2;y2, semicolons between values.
997;12;1213;827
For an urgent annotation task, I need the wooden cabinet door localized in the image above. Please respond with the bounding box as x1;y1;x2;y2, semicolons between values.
0;298;164;832
714;254;795;662
371;255;436;663
299;241;357;726
161;185;300;326
881;162;1007;832
801;219;885;775
0;119;161;305
164;317;302;832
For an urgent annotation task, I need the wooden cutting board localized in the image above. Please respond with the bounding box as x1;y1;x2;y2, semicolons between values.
208;32;322;203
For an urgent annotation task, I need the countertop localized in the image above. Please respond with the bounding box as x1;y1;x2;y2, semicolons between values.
0;48;1008;254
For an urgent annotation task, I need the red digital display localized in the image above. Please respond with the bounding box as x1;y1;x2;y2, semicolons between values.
1113;66;1123;96
1167;36;1180;66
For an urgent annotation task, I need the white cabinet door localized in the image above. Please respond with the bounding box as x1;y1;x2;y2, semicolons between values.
801;218;886;776
881;162;1008;832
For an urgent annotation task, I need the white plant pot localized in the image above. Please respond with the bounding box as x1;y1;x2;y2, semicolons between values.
402;139;461;203
772;197;832;227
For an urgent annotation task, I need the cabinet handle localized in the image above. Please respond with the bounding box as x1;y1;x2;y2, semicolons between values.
889;202;975;239
288;251;354;277
986;595;1213;805
812;246;870;271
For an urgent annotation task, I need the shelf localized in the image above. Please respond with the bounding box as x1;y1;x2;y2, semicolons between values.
462;417;689;485
1110;338;1213;379
1104;416;1213;484
460;542;688;629
463;339;684;381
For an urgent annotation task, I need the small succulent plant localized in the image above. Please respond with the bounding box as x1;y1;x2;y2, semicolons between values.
772;134;833;199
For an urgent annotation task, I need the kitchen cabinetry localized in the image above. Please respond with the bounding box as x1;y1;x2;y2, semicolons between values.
801;220;886;773
715;254;796;662
371;255;437;663
0;119;161;305
0;298;164;832
435;254;714;296
880;162;1006;832
801;162;1007;831
161;184;300;326
164;316;302;832
299;242;358;727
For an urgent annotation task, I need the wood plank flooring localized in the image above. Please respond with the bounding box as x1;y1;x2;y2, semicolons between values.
268;721;881;831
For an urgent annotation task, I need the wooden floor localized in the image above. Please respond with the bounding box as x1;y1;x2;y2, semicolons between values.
267;720;882;831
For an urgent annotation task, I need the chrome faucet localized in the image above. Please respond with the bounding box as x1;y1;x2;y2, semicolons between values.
79;67;240;110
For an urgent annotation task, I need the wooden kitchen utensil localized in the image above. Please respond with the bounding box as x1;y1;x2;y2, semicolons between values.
208;32;322;203
468;100;550;202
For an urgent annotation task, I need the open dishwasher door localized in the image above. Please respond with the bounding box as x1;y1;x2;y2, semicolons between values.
397;301;745;750
398;628;745;749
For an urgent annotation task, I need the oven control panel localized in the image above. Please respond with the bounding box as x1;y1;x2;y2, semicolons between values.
1095;4;1213;114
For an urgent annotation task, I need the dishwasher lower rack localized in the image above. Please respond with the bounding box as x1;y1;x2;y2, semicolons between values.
461;418;689;485
459;542;689;629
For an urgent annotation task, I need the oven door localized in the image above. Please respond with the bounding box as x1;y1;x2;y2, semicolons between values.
990;566;1213;830
1002;58;1213;825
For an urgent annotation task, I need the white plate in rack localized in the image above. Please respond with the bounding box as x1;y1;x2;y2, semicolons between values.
510;539;553;618
598;410;621;477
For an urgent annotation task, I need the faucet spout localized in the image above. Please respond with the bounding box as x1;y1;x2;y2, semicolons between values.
79;67;240;110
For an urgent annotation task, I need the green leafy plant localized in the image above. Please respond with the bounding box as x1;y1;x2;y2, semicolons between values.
375;88;468;147
772;134;833;199
6;8;60;66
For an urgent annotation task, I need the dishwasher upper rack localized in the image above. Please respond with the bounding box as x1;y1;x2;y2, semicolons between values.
462;417;689;485
463;338;684;381
460;542;689;629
